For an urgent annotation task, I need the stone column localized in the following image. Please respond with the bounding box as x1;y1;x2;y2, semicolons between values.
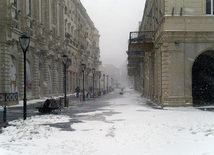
161;50;170;106
42;58;49;97
59;63;64;95
52;59;58;95
32;52;40;98
17;45;24;100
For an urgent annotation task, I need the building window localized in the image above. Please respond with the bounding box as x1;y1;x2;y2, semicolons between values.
12;0;17;7
11;0;18;20
28;0;32;17
206;0;214;15
14;10;18;20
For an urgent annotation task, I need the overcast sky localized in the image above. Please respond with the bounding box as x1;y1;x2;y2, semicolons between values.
80;0;146;68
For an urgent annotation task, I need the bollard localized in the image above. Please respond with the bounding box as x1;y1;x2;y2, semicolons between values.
3;105;6;123
0;106;3;124
0;105;7;128
80;95;83;101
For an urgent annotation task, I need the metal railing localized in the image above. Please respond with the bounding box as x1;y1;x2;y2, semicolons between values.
0;93;18;102
129;31;154;44
0;93;18;125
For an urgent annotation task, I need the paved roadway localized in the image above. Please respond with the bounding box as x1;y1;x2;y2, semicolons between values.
5;91;120;124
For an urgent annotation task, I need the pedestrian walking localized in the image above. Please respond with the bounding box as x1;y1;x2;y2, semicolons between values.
75;86;80;98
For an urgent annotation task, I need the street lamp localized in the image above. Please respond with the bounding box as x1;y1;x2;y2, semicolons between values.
92;68;95;98
103;74;105;94
62;55;71;107
98;71;101;96
81;63;86;101
19;34;30;120
111;77;114;91
107;75;109;93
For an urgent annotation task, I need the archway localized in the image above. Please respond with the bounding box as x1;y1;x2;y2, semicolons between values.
192;51;214;105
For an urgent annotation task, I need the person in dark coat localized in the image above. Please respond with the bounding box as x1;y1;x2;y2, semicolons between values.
75;86;80;98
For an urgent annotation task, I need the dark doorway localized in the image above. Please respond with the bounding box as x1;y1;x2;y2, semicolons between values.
192;51;214;105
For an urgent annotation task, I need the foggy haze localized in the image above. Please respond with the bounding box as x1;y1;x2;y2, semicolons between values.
81;0;146;67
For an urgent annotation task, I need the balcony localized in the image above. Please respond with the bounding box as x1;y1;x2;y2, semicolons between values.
128;57;144;62
128;31;154;53
127;31;154;76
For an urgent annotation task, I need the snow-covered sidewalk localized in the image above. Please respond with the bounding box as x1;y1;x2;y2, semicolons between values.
1;89;214;155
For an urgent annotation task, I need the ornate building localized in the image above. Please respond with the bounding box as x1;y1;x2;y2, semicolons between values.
127;0;214;107
0;0;100;105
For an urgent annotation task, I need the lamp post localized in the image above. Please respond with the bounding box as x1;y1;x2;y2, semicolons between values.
107;75;109;93
92;68;95;98
81;63;86;101
62;55;71;107
19;34;30;120
98;71;101;96
111;77;114;91
103;74;105;94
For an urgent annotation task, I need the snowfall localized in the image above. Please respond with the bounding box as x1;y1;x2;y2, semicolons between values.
1;88;214;155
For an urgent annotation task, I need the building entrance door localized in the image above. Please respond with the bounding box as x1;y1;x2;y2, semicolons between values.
192;51;214;105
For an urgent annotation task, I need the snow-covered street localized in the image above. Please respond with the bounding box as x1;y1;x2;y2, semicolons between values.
1;88;214;155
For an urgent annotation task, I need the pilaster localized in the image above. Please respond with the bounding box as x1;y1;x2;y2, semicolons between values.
161;49;170;104
59;63;64;95
18;46;24;100
52;59;58;95
43;58;49;97
0;43;10;93
32;53;40;98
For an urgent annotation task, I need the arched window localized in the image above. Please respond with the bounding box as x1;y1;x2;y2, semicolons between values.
206;0;214;15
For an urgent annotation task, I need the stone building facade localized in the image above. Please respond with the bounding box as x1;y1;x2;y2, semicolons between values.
0;0;100;104
127;0;214;107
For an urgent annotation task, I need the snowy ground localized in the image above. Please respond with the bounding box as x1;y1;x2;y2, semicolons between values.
1;89;214;155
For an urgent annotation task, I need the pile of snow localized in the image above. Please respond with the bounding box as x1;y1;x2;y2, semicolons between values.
1;89;214;155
